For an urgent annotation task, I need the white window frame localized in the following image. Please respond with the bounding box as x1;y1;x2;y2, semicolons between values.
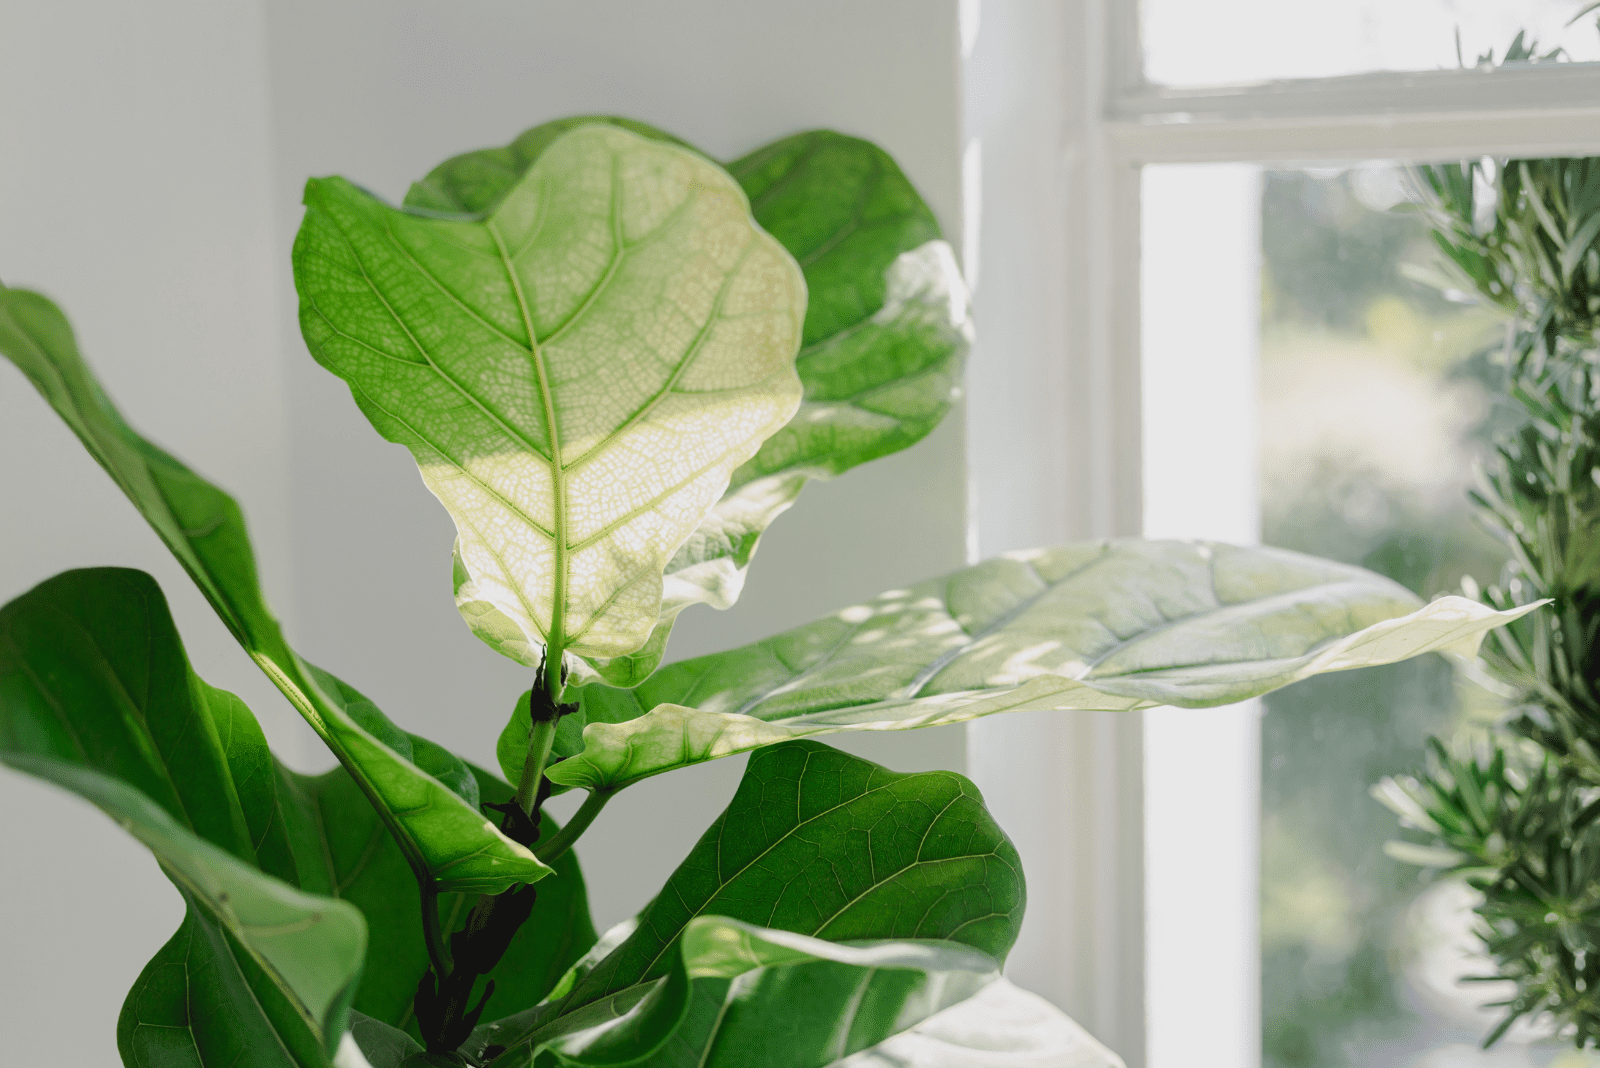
961;3;1600;1066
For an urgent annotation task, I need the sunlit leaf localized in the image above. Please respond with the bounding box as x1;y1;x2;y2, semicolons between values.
550;541;1543;791
0;285;547;893
295;124;805;670
403;120;969;689
472;742;1022;1066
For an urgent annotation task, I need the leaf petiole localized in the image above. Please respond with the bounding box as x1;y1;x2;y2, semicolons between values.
534;787;614;864
514;715;559;815
419;879;453;980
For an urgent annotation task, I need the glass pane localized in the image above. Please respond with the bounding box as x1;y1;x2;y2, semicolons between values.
1142;157;1600;1065
1259;165;1546;1066
1142;0;1600;87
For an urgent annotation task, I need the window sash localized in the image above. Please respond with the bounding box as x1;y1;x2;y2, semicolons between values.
963;5;1600;1068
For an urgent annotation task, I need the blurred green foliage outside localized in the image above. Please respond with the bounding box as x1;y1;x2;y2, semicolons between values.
1259;166;1523;1067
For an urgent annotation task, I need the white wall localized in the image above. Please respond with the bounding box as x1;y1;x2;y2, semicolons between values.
0;2;970;1063
0;5;291;1064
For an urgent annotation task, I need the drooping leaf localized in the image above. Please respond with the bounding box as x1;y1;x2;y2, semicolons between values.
474;741;1023;1066
295;123;805;673
0;284;547;893
0;568;596;1061
549;541;1544;791
4;755;366;1066
404;120;969;690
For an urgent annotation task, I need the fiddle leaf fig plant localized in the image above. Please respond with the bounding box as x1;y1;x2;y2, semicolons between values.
297;124;807;682
0;117;1538;1068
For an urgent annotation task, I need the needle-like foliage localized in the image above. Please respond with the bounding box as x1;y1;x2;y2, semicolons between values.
1378;37;1600;1043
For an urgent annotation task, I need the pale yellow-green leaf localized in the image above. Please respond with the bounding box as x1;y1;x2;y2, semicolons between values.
831;978;1124;1068
550;540;1542;791
295;125;806;666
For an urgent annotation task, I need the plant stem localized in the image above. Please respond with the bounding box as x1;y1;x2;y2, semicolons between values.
543;644;566;707
419;878;453;980
534;787;613;863
514;716;558;814
415;662;574;1055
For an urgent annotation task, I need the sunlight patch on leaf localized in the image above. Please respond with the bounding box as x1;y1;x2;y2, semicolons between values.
295;125;805;668
550;541;1542;791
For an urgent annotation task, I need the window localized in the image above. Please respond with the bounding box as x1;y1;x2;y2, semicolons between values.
962;3;1600;1066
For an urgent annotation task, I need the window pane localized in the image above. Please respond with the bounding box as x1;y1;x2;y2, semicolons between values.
1142;0;1600;87
1259;165;1547;1066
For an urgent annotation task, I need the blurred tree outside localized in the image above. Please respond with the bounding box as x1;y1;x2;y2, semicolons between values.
1258;165;1546;1067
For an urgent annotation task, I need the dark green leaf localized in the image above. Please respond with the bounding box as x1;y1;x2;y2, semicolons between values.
474;916;1003;1068
0;568;596;1062
307;760;598;1039
0;283;547;893
475;741;1023;1065
116;894;347;1068
345;1013;425;1067
3;755;367;1066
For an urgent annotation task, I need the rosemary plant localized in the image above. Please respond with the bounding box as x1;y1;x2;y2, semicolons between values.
1378;95;1600;1043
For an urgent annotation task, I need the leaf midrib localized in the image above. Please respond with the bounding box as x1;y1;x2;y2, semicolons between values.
729;554;1392;720
325;222;555;467
629;764;963;990
1079;576;1382;678
514;765;942;1058
165;873;323;1059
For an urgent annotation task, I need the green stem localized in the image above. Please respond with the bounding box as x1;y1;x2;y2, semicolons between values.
544;646;566;707
535;788;614;863
419;879;452;980
514;716;559;814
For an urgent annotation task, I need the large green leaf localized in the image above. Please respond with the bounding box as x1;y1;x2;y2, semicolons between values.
472;741;1022;1066
0;284;546;893
549;541;1543;791
0;568;597;1059
662;131;970;631
295;123;805;673
342;1013;424;1067
403;117;698;215
403;120;969;690
4;755;365;1067
476;919;1060;1068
